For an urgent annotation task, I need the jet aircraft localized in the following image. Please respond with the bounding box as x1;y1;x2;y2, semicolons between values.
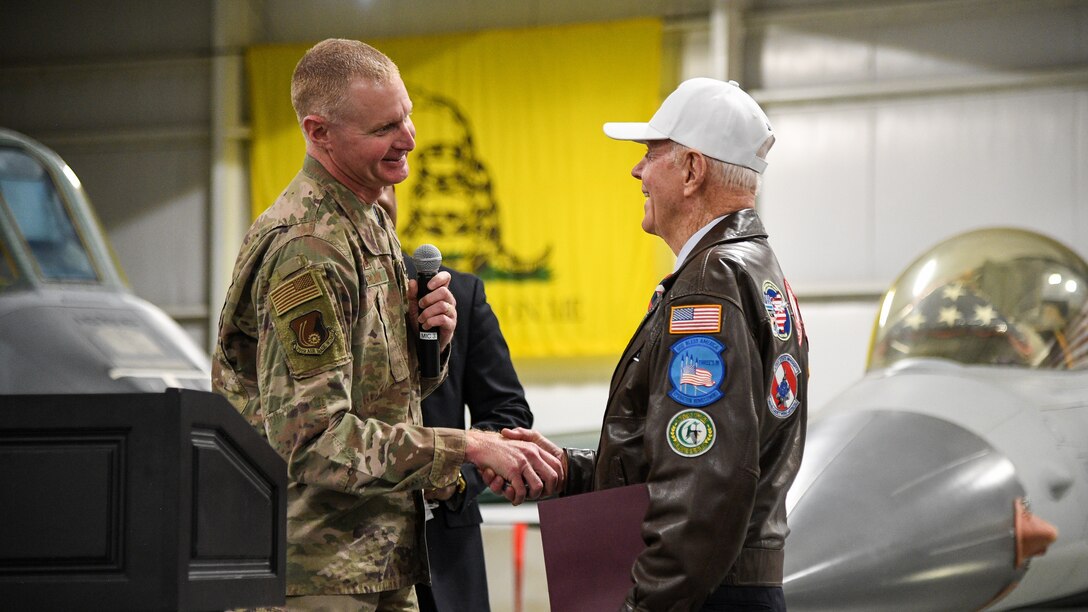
0;128;210;393
784;227;1088;610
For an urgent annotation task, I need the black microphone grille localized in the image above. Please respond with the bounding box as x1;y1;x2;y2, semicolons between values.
412;244;442;274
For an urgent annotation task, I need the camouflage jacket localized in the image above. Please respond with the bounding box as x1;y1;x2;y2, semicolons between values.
212;155;466;595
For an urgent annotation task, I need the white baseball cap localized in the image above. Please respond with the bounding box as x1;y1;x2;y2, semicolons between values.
603;77;773;174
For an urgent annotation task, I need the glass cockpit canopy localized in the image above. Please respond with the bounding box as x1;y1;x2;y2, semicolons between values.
0;145;97;283
869;228;1088;371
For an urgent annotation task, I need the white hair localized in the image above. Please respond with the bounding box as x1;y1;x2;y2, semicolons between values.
670;135;774;195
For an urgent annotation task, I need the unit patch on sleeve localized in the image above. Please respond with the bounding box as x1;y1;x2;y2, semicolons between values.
768;353;802;418
762;281;793;341
289;310;335;354
669;304;722;334
666;408;716;457
667;335;726;407
268;267;350;377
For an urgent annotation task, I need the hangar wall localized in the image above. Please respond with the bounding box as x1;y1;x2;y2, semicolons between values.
0;0;219;346
1;0;1086;428
748;0;1088;419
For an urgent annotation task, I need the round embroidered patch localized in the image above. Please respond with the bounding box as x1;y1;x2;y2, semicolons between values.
666;409;716;457
762;280;793;341
667;335;725;407
768;353;802;418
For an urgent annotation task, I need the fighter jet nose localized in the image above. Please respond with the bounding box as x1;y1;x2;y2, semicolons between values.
1015;497;1058;567
784;410;1028;612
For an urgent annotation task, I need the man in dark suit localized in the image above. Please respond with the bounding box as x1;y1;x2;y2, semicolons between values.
378;186;534;612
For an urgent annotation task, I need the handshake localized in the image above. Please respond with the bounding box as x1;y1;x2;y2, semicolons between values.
465;427;566;506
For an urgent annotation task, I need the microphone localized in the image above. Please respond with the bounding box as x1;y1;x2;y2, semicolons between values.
412;244;443;378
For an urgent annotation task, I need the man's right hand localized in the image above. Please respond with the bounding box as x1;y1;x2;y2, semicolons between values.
480;428;568;504
465;429;562;505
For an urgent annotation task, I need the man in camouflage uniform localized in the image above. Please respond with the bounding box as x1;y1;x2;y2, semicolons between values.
213;39;560;611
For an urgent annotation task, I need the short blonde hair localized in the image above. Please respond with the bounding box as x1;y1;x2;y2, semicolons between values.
290;38;399;123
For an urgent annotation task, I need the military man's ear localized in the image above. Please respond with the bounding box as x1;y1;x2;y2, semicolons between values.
302;115;330;146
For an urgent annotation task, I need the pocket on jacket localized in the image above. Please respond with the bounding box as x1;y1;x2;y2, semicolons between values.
358;288;410;400
602;415;647;485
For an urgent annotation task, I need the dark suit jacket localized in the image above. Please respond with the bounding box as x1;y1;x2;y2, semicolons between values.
407;261;533;612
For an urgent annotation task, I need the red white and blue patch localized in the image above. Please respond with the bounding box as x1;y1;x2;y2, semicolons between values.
668;335;725;407
669;304;722;334
762;281;793;341
783;277;806;344
768;353;802;418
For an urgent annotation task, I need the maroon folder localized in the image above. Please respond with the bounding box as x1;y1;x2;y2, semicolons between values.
538;483;649;611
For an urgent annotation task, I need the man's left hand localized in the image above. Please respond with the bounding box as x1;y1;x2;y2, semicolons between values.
408;270;456;350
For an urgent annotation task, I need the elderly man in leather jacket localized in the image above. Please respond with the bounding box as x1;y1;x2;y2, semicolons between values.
500;78;808;611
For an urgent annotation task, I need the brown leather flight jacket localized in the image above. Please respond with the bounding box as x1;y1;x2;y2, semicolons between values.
565;209;808;612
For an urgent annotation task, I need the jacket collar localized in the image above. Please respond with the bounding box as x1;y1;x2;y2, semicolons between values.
674;208;767;276
302;155;393;255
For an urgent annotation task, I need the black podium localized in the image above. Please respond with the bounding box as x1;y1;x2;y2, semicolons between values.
0;389;287;611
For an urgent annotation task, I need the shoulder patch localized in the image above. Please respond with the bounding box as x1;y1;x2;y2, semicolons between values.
667;335;725;407
268;267;350;377
270;269;322;315
288;310;336;354
666;409;716;457
762;281;793;341
768;353;802;418
783;277;806;344
669;304;722;334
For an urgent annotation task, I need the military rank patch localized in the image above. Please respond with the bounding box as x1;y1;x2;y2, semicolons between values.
669;304;722;334
270;270;322;315
667;335;725;407
666;409;716;457
363;259;389;287
762;281;793;341
768;353;802;418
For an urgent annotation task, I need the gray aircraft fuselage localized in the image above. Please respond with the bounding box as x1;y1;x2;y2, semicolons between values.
784;227;1088;611
785;360;1088;610
0;128;210;394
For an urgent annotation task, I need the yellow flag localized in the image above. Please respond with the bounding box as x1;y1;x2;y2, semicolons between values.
247;19;672;358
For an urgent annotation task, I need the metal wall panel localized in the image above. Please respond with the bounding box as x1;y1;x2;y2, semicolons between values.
748;1;1088;89
748;1;1088;300
1078;93;1088;245
872;89;1086;279
760;87;1088;293
0;0;211;61
57;143;209;315
0;61;211;133
759;105;877;289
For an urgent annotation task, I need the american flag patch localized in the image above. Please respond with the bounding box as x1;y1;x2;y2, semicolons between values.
270;271;322;315
679;359;715;387
669;304;722;334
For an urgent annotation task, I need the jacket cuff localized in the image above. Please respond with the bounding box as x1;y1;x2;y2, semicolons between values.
563;448;597;496
428;427;467;488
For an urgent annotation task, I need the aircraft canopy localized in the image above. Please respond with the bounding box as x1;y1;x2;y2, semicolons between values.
869;228;1088;371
